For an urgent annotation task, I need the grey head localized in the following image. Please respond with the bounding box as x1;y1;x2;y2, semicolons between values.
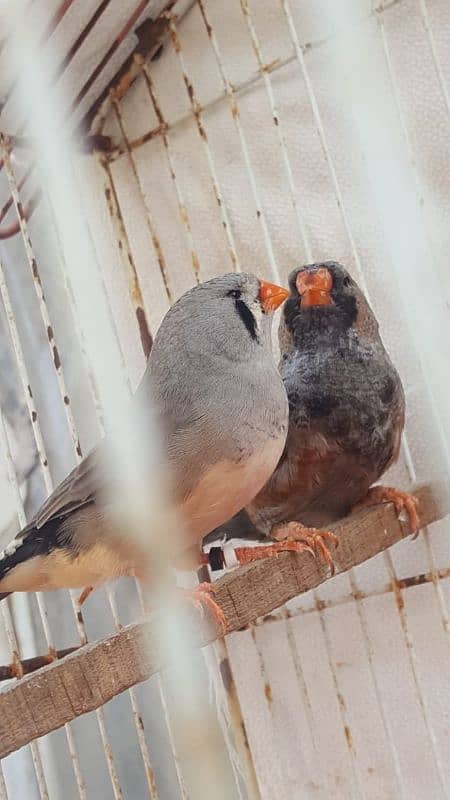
150;272;288;371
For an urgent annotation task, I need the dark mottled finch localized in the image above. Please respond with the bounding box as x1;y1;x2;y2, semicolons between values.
208;261;419;573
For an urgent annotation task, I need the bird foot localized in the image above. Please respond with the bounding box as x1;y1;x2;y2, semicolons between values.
185;583;228;635
234;522;338;575
77;585;94;607
272;521;338;575
352;486;420;536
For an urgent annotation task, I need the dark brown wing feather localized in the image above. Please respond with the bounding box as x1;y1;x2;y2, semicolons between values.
28;447;103;532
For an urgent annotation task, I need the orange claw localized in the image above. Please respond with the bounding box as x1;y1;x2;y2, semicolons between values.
234;522;338;575
186;582;228;635
352;486;420;536
271;521;338;575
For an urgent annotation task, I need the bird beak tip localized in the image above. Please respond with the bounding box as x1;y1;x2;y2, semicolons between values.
258;280;290;312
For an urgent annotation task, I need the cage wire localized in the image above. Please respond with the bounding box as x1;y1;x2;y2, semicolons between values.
0;0;449;798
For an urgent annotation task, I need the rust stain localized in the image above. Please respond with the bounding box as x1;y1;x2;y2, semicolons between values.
103;162;155;357
197;0;212;37
169;22;181;53
396;571;438;590
76;441;82;458
63;395;70;405
391;579;404;612
261;58;281;74
31;258;41;285
27;384;33;398
219;657;234;693
53;345;61;370
127;122;167;152
240;721;250;749
47;325;53;341
136;307;153;359
42;459;48;467
264;682;273;705
179;204;189;226
231;100;239;119
11;651;24;679
151;233;172;301
137;714;145;731
47;646;57;663
147;766;158;798
31;410;37;422
344;725;353;749
185;77;195;103
191;251;200;279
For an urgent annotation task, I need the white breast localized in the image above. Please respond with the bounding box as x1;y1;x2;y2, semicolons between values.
179;433;286;549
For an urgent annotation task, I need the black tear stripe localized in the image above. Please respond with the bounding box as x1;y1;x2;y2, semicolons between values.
235;298;258;340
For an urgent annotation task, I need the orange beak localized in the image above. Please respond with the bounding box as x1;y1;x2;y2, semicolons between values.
258;280;289;312
296;267;333;307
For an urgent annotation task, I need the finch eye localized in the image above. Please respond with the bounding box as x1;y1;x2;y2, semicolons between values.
228;289;242;299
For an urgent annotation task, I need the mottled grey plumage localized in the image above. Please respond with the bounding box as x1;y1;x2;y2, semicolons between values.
0;273;288;597
207;261;406;546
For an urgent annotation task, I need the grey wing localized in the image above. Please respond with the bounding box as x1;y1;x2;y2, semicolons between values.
30;446;104;531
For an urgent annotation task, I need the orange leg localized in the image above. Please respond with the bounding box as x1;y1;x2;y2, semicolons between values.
352;486;420;536
185;582;228;635
77;585;94;607
234;521;338;575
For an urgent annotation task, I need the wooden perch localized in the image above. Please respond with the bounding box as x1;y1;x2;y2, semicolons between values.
0;482;448;759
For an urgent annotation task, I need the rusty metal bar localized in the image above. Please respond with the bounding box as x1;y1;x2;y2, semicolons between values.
51;151;169;798
0;646;81;681
0;281;87;797
140;68;201;284
0;140;123;799
47;171;162;796
59;0;113;76
1;142;83;460
0;0;77;116
106;51;298;161
110;100;173;301
208;638;262;800
99;158;153;358
0;0;119;240
195;0;281;282
0;411;51;800
237;0;311;261
72;0;151;112
167;17;240;272
0;763;8;800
